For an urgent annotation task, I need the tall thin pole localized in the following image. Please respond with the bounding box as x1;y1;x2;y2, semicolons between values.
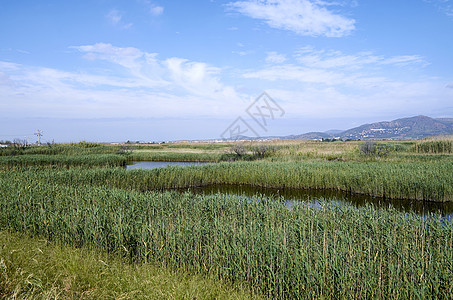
35;129;43;145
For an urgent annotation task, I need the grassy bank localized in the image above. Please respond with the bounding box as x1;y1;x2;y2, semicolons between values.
1;175;452;298
0;231;256;299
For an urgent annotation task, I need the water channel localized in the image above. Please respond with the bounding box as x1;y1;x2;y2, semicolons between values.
127;161;453;218
126;161;210;170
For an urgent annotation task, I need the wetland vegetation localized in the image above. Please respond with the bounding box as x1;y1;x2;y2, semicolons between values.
1;138;452;298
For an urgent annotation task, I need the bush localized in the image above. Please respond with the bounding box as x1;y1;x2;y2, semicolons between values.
359;142;390;157
251;145;277;159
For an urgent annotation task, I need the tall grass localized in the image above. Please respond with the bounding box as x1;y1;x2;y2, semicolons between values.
129;151;221;162
133;143;231;151
1;175;452;298
0;144;123;156
416;140;453;154
0;154;127;169
19;160;453;201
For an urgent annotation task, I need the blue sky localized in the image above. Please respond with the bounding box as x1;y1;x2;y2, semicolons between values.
1;0;452;142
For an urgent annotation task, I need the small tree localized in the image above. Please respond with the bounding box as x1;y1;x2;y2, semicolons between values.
359;141;390;157
359;141;376;155
252;145;277;159
230;144;247;157
13;138;28;149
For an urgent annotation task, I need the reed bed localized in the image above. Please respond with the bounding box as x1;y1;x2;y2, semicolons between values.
133;143;231;151
0;144;123;156
18;159;453;202
416;140;453;154
0;154;127;169
1;175;452;299
129;151;222;162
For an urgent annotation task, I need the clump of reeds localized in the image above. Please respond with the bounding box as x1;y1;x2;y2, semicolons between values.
18;159;452;201
416;140;453;154
1;174;452;298
0;154;126;169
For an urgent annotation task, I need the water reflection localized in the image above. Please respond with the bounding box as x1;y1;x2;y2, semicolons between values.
186;184;453;219
126;162;453;219
126;161;210;170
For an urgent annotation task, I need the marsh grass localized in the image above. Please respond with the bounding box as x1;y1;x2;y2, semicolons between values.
0;230;257;299
1;176;452;299
416;140;453;154
0;154;127;169
2;141;453;298
129;151;221;162
16;158;453;201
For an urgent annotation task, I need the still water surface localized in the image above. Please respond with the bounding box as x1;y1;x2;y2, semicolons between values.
127;161;453;218
187;184;453;219
126;161;210;170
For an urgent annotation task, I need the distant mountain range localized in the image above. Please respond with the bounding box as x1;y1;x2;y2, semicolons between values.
233;115;453;141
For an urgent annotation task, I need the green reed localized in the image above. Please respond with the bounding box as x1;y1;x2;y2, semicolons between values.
416;140;453;154
18;159;453;201
129;151;221;162
1;174;452;299
0;154;127;169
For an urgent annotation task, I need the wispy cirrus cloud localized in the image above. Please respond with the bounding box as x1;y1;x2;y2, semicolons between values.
266;80;451;119
243;48;427;89
227;0;355;37
75;43;238;99
0;43;245;119
424;0;453;18
241;46;453;120
141;0;164;16
106;9;133;29
265;51;287;63
243;64;392;88
150;5;164;16
295;46;427;69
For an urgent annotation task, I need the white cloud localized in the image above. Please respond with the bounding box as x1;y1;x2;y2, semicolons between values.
0;44;245;120
244;64;342;84
266;79;452;119
106;9;122;24
232;50;254;56
241;47;451;120
424;0;453;18
1;44;451;137
74;44;242;100
242;47;434;100
106;9;133;29
265;51;287;63
228;0;355;37
380;55;427;66
150;5;164;16
141;1;164;16
74;43;145;69
295;47;426;69
243;64;394;89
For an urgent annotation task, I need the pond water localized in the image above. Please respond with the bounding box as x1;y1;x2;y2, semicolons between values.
185;184;453;219
126;161;453;218
126;161;210;170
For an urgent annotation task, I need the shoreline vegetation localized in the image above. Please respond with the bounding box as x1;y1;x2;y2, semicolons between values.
1;138;453;298
1;139;452;202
